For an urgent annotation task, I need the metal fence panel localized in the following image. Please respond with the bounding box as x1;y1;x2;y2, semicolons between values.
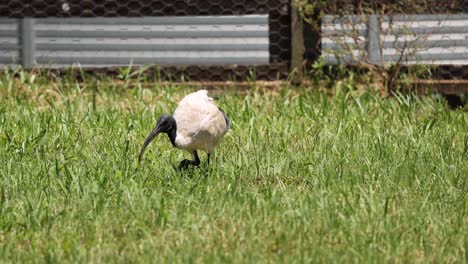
0;18;20;66
0;0;291;66
322;14;468;66
0;15;270;68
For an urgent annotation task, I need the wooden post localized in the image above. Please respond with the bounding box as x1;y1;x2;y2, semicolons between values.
290;2;305;85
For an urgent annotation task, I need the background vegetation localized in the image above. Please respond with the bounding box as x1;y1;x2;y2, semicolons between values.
294;0;466;93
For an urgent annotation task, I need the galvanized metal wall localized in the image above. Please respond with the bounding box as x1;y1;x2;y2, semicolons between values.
322;14;468;66
0;18;20;66
0;15;269;68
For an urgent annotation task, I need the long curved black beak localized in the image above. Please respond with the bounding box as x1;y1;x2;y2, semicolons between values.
139;126;162;163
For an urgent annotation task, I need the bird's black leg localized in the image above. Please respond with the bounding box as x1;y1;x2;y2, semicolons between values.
207;154;211;165
178;151;200;169
192;151;201;166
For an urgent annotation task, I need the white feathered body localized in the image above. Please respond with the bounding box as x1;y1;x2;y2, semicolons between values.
173;90;228;155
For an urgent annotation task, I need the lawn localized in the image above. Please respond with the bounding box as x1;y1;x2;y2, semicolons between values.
0;70;466;262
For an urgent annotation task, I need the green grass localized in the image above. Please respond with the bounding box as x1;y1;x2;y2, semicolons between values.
0;70;467;263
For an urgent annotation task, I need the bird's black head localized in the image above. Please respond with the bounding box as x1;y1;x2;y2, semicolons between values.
155;114;176;133
139;114;177;163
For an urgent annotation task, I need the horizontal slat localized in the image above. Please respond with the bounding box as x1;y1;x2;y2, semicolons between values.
0;43;19;50
382;20;468;28
36;37;267;45
322;28;367;36
383;46;468;54
0;56;19;64
324;52;468;62
384;53;468;61
321;23;367;30
322;42;365;50
36;29;268;38
36;56;269;65
39;15;268;25
322;36;366;43
322;49;366;56
382;14;468;22
35;24;268;32
37;43;268;51
323;52;468;64
322;15;365;25
400;60;468;65
0;37;19;45
0;24;18;31
37;63;149;68
0;49;19;55
325;14;468;24
0;30;18;37
382;39;468;49
321;56;468;65
321;22;367;36
322;50;368;62
0;18;20;24
323;55;365;64
36;50;268;57
382;33;467;42
0;64;19;68
382;26;467;35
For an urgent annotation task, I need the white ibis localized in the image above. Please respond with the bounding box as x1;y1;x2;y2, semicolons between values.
139;90;230;169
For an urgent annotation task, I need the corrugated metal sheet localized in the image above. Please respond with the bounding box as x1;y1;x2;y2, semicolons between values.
0;15;269;68
322;14;468;65
0;18;20;66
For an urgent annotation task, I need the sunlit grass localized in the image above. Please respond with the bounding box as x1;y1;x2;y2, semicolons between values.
0;68;466;262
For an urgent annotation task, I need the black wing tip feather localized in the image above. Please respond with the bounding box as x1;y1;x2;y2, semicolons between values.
218;107;230;130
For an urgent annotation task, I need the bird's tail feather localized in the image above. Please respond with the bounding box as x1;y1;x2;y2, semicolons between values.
218;107;230;131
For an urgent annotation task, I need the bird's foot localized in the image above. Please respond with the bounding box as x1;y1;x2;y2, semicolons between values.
178;159;200;170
